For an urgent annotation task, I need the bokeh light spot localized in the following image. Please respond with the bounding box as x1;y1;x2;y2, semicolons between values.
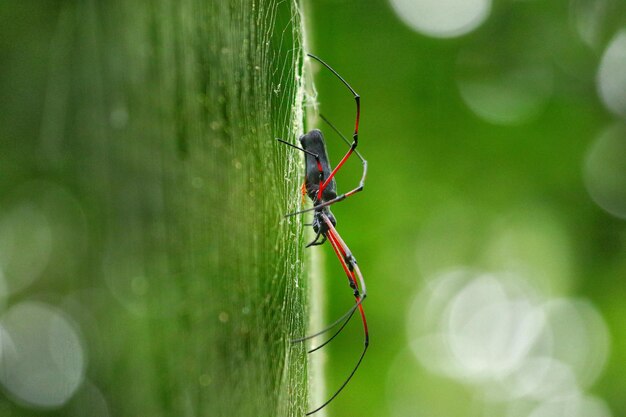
457;54;554;125
408;270;546;383
0;204;52;295
583;123;626;219
529;394;612;417
597;30;626;118
446;274;544;380
570;0;610;49
0;302;85;408
0;181;89;295
543;299;610;387
407;268;611;407
388;0;491;38
503;357;578;401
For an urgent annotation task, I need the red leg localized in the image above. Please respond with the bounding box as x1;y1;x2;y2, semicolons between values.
305;214;369;416
276;137;325;207
323;214;368;345
305;229;359;353
294;218;364;345
307;54;362;204
284;113;368;217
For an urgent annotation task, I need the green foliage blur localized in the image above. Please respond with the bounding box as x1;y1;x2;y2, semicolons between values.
2;0;626;417
307;0;626;416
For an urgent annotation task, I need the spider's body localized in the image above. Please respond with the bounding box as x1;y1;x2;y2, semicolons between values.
300;129;338;237
301;129;337;203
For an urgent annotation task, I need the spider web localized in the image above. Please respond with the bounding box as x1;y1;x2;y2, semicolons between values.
1;0;312;416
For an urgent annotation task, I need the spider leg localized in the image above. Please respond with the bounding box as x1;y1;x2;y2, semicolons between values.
305;232;326;248
276;138;325;216
307;306;356;354
291;293;364;344
282;114;368;219
306;226;359;354
307;54;361;203
305;213;369;416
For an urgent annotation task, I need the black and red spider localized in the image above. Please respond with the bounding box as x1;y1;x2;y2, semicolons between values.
277;53;368;415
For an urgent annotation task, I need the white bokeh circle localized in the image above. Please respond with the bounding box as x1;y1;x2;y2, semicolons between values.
0;302;85;408
389;0;491;38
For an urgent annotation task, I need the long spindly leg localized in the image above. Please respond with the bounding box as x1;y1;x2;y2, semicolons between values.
279;54;366;219
306;228;360;354
290;299;363;344
290;216;366;345
283;114;368;218
276;137;324;211
305;213;369;416
324;214;367;298
307;307;356;354
307;54;361;203
305;232;326;248
285;120;367;217
290;211;366;345
276;138;323;183
289;182;365;216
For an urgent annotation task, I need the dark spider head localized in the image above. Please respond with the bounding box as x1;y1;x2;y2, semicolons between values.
312;207;336;235
299;129;324;153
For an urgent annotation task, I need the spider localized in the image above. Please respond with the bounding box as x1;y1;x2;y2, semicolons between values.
277;53;368;415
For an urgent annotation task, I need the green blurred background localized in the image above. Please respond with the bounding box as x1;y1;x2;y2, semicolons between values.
306;0;626;416
2;0;626;417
